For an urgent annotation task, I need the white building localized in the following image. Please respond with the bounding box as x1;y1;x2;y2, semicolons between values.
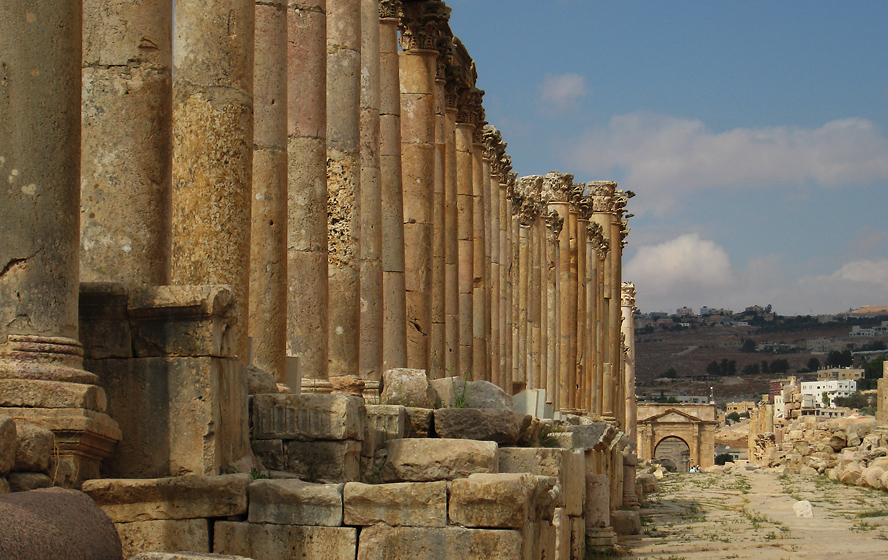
801;379;856;408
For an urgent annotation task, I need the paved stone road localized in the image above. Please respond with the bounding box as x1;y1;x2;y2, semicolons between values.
621;466;888;559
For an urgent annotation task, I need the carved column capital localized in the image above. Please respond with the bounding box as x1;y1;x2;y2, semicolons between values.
577;194;593;221
545;208;564;242
587;180;617;213
587;222;609;259
379;0;401;20
398;0;451;53
621;282;637;310
458;87;484;127
542;171;574;204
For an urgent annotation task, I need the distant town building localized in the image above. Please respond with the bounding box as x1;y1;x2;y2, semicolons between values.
850;321;888;338
817;368;864;381
800;379;856;408
807;338;848;353
725;401;756;416
675;307;695;318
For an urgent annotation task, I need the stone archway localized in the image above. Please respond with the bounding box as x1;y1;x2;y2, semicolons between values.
636;403;717;469
655;436;691;472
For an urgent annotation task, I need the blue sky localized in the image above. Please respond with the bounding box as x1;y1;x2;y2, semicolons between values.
448;1;888;315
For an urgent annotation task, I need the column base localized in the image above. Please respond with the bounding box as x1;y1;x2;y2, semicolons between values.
0;335;98;385
585;527;617;550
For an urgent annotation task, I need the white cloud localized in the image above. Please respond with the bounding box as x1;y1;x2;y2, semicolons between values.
538;73;587;112
564;112;888;215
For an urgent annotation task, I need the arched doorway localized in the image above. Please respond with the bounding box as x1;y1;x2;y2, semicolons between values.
655;436;691;472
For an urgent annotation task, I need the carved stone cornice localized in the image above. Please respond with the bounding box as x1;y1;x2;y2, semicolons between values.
542;171;574;204
398;0;451;53
379;0;401;20
621;282;637;310
587;181;617;214
545;208;564;242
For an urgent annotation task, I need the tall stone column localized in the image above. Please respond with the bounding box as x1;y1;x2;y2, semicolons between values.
500;170;515;393
326;0;361;377
510;183;521;391
621;282;637;442
287;0;328;381
398;0;447;373
360;0;384;381
584;220;600;415
443;78;459;379
566;184;581;410
544;171;573;411
81;0;172;287
454;86;478;377
544;209;564;407
1;0;121;483
575;196;591;412
172;0;255;362
379;0;407;371
250;0;288;380
588;181;616;421
531;201;545;390
482;126;503;386
589;222;609;418
514;178;531;391
471;113;488;380
612;192;631;423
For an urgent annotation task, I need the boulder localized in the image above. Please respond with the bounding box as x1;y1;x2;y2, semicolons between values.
610;510;641;535
793;500;814;518
7;472;52;492
380;369;436;408
862;466;885;490
799;466;818;477
13;422;53;473
636;473;658;494
433;408;530;446
838;462;863;486
246;364;278;395
828;434;846;452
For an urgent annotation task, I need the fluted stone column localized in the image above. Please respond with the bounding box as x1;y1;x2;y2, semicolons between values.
589;181;616;421
483;127;503;386
589;222;609;418
544;209;564;407
172;0;255;362
471;116;488;380
287;0;328;381
566;184;581;411
250;0;288;380
399;0;448;373
360;0;383;381
514;178;531;391
81;0;172;287
531;198;545;390
613;193;631;423
575;196;591;412
443;79;459;379
326;0;361;376
510;184;521;391
455;88;477;377
544;171;573;411
379;0;407;371
1;0;121;483
584;221;601;415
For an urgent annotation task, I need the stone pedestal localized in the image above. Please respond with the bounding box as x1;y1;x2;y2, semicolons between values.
584;473;616;551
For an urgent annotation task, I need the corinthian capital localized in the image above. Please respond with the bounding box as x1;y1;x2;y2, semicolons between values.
621;282;637;310
379;0;401;20
482;125;505;172
545;209;564;242
587;181;617;213
541;171;574;203
587;222;609;259
398;0;451;53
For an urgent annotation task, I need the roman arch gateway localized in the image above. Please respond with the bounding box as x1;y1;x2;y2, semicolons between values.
636;404;718;470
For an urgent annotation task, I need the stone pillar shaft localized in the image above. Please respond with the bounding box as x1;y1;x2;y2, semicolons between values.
443;104;459;378
567;204;579;410
456;123;474;377
488;170;501;386
172;0;255;361
576;215;588;412
251;0;289;380
379;7;407;371
621;283;637;441
287;0;328;380
81;0;172;287
471;140;488;380
531;219;543;390
429;76;446;379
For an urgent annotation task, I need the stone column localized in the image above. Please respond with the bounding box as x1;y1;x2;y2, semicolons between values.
326;0;361;377
0;0;121;483
510;183;521;392
621;282;637;441
566;184;581;411
360;0;383;381
575;195;591;412
398;1;444;372
471;114;488;380
455;87;478;378
287;0;328;381
482;126;503;386
588;181;616;421
544;171;574;411
442;75;459;379
514;178;531;391
590;223;609;419
250;0;288;380
531;200;545;390
544;209;564;407
585;473;617;551
584;220;600;416
501;170;515;393
609;191;629;424
379;0;407;371
81;0;172;287
172;0;255;361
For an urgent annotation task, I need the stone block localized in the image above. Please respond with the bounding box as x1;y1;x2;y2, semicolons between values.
88;356;249;479
497;447;584;516
14;421;53;472
115;519;209;558
343;481;447;527
552;509;570;560
252;439;286;471
0;378;107;412
79;282;133;359
0;415;16;475
364;405;408;458
127;285;237;359
129;554;251;560
636;473;659;494
284;440;361;483
0;487;122;560
433;408;531;446
431;378;512;409
246;364;279;395
449;473;555;529
570;515;585;560
251;393;366;441
248;479;343;526
81;473;250;523
404;407;433;438
563;423;609;450
610;510;641;535
384;438;497;481
379;368;436;408
7;472;52;492
214;521;356;560
0;478;8;494
356;525;522;560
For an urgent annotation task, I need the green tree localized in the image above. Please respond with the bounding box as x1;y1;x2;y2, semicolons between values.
740;339;757;352
806;357;821;372
666;396;679;403
706;361;721;376
827;349;854;368
720;358;737;376
726;412;740;423
761;360;770;374
742;363;760;375
663;368;678;379
770;359;790;373
715;453;735;465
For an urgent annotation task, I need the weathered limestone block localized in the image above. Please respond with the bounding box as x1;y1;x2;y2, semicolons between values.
0;415;16;475
364;405;408;458
214;521;357;560
115;519;210;558
0;378;107;412
552;423;610;451
88;356;249;478
251;439;286;472
793;500;814;518
433;408;531;446
246;364;279;395
127;286;237;358
838;462;863;485
384;439;497;481
431;378;512;409
7;472;52;492
570;515;586;560
610;510;641;535
404;407;433;438
356;525;522;560
0;488;122;560
79;283;133;360
129;554;251;560
636;473;659;494
497;447;585;515
284;440;361;483
380;368;436;408
81;474;250;523
248;479;343;526
862;466;885;489
0;478;8;494
251;393;366;441
449;473;558;529
343;481;447;527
